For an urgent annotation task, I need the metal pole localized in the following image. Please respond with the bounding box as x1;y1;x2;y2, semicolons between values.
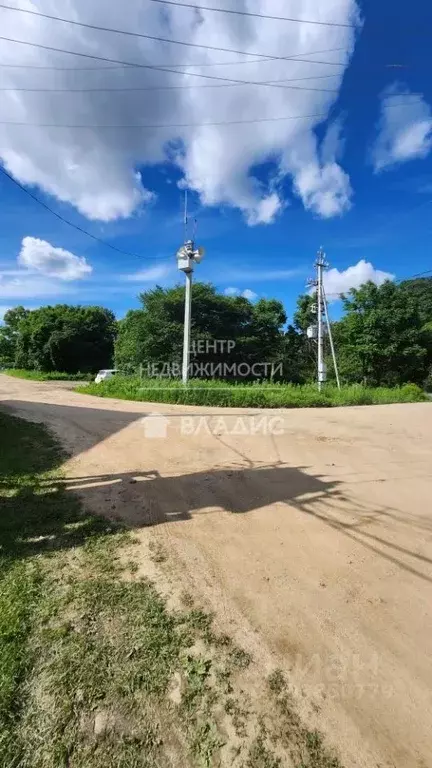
182;269;192;384
317;252;324;392
322;284;341;390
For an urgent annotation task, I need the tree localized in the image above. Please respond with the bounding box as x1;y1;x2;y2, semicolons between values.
0;306;29;366
399;277;432;327
282;325;314;384
115;283;287;379
11;305;116;373
293;294;316;333
335;281;428;385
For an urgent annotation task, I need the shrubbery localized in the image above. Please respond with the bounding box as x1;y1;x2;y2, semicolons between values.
78;376;427;408
5;369;93;382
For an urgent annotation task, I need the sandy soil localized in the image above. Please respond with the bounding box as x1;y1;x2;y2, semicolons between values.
1;374;431;768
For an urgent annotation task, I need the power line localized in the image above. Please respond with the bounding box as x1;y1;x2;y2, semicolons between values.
0;6;348;65
0;38;350;99
0;78;339;94
0;47;347;71
0;100;422;130
0;73;341;91
0;165;160;261
0;111;330;129
0;85;422;97
146;0;357;29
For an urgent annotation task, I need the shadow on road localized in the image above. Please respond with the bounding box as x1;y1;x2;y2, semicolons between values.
0;399;148;457
1;399;431;584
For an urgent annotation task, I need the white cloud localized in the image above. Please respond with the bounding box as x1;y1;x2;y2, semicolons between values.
293;160;352;217
224;286;258;299
246;194;283;226
0;273;76;299
0;236;91;301
323;259;394;296
124;263;171;282
372;84;432;171
0;0;359;224
18;237;92;280
286;117;352;216
242;288;258;300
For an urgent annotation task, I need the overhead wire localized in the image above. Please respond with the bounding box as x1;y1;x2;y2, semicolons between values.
0;49;347;71
0;111;330;129
0;37;353;102
0;165;162;261
0;4;425;269
0;78;340;94
146;0;357;28
0;99;424;130
0;75;340;92
0;5;350;65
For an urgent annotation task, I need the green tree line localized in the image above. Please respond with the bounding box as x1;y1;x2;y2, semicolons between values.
1;278;431;387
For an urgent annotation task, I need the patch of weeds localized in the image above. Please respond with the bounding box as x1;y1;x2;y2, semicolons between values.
148;539;168;564
185;609;214;636
227;646;252;672
182;656;212;709
267;671;343;768
214;667;234;696
190;720;224;767
268;669;287;695
246;729;282;768
225;697;249;738
297;729;342;768
181;591;195;608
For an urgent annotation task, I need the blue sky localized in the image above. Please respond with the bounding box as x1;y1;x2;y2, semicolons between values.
0;0;431;323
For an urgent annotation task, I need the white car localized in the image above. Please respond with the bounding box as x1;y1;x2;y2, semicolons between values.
95;369;118;384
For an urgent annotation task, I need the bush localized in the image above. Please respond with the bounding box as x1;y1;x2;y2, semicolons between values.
77;376;428;408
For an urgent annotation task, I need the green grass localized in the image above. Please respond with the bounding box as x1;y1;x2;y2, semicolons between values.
0;410;346;767
77;375;427;408
4;369;93;382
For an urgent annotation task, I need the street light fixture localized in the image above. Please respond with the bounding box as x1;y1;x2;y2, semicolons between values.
176;238;205;384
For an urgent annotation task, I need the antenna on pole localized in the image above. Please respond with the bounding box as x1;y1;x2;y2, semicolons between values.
183;189;188;243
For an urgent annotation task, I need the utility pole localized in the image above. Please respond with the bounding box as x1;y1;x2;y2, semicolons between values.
307;247;340;390
176;191;205;385
182;268;192;384
316;247;327;392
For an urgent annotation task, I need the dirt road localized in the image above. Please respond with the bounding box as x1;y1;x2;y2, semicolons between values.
1;373;431;768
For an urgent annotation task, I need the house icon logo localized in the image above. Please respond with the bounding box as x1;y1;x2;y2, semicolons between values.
141;412;170;439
